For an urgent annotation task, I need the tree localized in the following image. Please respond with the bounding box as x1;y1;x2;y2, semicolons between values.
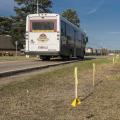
14;0;52;20
62;9;80;27
0;17;13;35
11;0;52;48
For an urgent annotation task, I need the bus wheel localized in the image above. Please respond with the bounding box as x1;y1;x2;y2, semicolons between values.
62;56;70;61
40;56;50;61
78;55;84;60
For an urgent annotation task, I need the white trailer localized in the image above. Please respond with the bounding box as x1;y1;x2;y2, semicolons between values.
25;13;88;60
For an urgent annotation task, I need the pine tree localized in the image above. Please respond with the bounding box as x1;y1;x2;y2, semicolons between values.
0;17;13;35
62;9;80;27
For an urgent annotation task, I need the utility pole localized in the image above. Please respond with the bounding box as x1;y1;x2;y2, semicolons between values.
15;41;18;56
37;0;39;14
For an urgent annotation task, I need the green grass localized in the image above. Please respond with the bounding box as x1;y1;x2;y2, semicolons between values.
0;56;37;62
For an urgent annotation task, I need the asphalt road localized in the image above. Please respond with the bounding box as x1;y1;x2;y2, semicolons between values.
0;60;66;73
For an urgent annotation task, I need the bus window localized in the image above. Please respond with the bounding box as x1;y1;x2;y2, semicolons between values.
66;23;71;41
30;21;56;32
70;28;74;41
61;21;66;36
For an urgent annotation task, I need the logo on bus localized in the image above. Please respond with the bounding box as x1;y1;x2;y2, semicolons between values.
37;34;48;42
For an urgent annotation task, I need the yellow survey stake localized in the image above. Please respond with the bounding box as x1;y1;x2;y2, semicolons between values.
113;57;115;64
71;67;81;107
74;67;78;85
71;98;81;107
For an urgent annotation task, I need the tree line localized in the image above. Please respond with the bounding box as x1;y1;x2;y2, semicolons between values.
0;0;80;49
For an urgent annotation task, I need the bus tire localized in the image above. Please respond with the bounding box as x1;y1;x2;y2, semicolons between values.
40;56;50;61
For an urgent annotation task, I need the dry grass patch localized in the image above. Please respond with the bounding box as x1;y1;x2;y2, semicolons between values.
0;57;119;120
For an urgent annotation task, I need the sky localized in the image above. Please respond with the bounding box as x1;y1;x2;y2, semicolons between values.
0;0;120;50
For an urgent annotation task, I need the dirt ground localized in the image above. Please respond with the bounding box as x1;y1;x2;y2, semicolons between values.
0;59;120;120
78;64;120;120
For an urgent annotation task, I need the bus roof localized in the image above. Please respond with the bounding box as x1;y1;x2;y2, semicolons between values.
27;13;59;18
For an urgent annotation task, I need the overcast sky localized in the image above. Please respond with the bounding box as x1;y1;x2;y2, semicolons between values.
0;0;120;50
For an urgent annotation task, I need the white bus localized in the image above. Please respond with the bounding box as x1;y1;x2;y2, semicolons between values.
25;13;88;60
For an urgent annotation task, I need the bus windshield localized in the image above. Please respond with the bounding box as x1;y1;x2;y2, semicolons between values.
31;21;55;31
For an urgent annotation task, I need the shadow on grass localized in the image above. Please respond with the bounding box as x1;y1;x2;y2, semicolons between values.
81;92;94;102
81;80;103;102
36;56;96;62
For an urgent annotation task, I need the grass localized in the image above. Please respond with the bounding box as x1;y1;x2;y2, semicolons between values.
0;56;37;62
83;63;120;120
0;57;111;91
0;57;119;119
